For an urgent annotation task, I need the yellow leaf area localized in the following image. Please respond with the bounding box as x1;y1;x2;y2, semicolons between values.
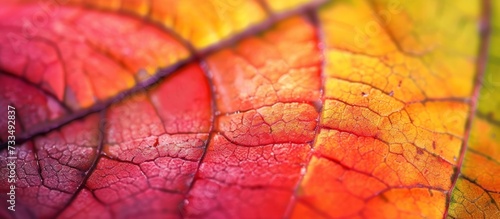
291;0;481;218
53;0;316;49
448;1;500;218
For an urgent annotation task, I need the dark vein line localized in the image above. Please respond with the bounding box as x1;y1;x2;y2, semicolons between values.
283;9;326;219
195;0;327;58
0;0;327;152
197;177;291;191
366;0;431;58
81;32;140;80
104;132;210;147
328;76;407;104
320;124;456;167
31;140;45;197
220;101;319;116
317;153;389;187
51;110;106;219
316;148;454;194
443;0;492;217
0;58;191;151
468;148;500;165
296;199;335;219
365;186;448;202
25;36;70;108
0;70;70;113
76;1;198;55
217;132;314;148
145;93;169;134
461;176;500;210
256;0;273;17
324;97;388;117
461;176;500;195
477;111;500;127
405;97;470;105
102;151;200;165
179;60;218;218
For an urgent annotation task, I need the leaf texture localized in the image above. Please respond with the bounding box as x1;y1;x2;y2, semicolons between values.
0;0;497;218
447;1;500;218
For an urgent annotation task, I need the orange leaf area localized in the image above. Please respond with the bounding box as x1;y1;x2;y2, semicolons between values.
290;0;481;218
0;0;497;218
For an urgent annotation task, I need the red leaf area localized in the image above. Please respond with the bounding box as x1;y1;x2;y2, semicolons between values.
1;0;492;218
0;2;326;218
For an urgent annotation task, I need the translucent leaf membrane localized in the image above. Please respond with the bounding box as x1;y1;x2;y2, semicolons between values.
448;1;500;218
290;0;481;218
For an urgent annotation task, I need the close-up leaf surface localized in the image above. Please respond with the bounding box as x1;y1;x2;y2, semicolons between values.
0;0;498;218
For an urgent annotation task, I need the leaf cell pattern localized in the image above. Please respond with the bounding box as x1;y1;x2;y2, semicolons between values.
0;0;498;218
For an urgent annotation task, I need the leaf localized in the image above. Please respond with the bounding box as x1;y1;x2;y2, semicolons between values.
291;0;483;218
447;1;500;218
0;0;496;218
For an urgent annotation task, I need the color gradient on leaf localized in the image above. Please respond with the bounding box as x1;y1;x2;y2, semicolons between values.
0;2;189;110
0;0;496;218
184;17;321;218
448;1;500;218
290;0;481;218
60;0;268;49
